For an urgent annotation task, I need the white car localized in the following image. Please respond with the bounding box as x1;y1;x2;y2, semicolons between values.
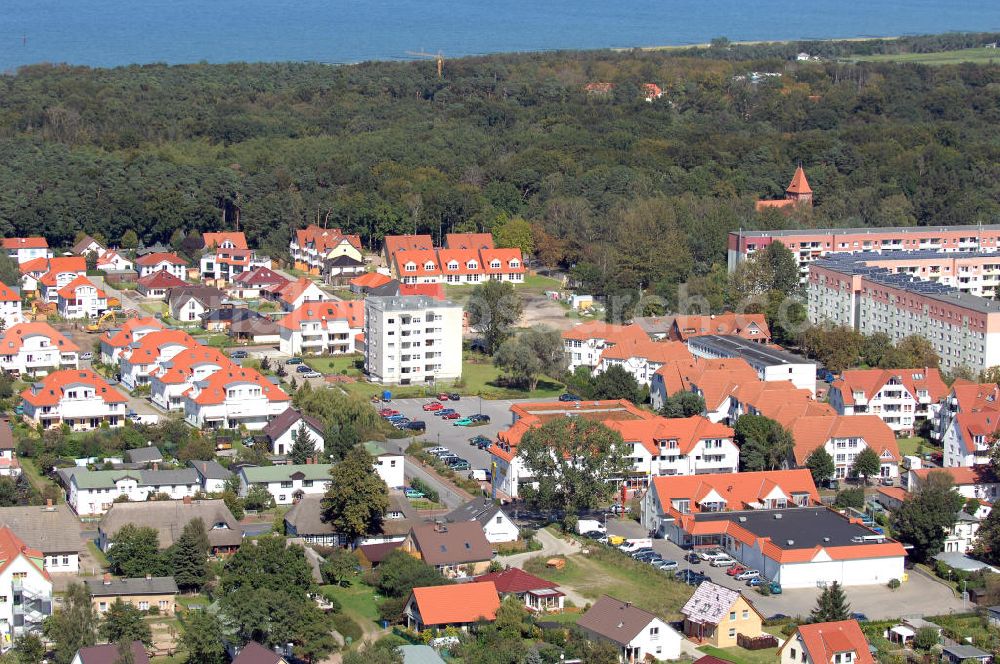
710;556;738;567
426;447;449;454
735;569;761;581
81;351;94;361
302;371;322;378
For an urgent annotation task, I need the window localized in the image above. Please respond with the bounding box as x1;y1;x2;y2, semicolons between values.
729;611;736;621
281;481;293;488
791;649;797;659
159;600;168;609
62;555;69;565
138;601;149;610
728;628;736;638
650;627;658;637
496;515;503;523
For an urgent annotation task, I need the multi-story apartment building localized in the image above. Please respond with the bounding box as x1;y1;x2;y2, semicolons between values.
728;223;1000;285
562;321;648;373
290;225;363;276
807;254;1000;373
789;415;900;480
149;346;233;411
933;381;1000;443
55;276;108;320
0;283;23;330
118;329;197;390
828;368;948;436
687;335;816;394
3;237;51;265
182;366;289;430
278;301;364;356
364;295;463;385
942;410;1000;468
0;323;79;377
99;317;165;364
384;233;524;285
134;252;188;281
198;232;271;284
19;369;127;430
0;526;52;647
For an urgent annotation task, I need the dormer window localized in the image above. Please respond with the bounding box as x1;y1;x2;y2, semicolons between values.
448;261;459;270
490;260;501;269
404;262;416;272
510;260;520;268
423;261;436;271
467;260;478;270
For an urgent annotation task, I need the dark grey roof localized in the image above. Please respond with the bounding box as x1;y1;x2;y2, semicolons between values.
576;596;659;646
168;285;226;310
285;493;418;538
688;334;814;368
368;279;402;297
124;446;163;464
734;224;1000;239
446;497;503;527
98;499;242;549
631;316;675;336
189;459;233;481
262;407;325;442
137;242;171;256
695;507;894;552
943;645;990;660
326;255;364;267
139;468;199;486
0;504;80;554
201;307;266;323
76;642;149;664
86;576;179;597
229;317;280;337
407;521;492;566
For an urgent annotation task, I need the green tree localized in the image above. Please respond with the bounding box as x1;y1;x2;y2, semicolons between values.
342;641;404;664
517;418;631;515
591;365;641;403
833;487;865;509
85;251;98;272
0;477;19;507
882;335;940;369
892;470;965;562
243;485;275;511
290;421;315;464
322;447;389;540
11;633;45;664
179;610;226;664
660;391;705;418
913;626;939;651
805;447;836;485
99;600;152;646
734;415;794;471
324;422;357;462
0;252;20;288
176;437;216;463
851;448;881;484
107;524;164;578
799;326;863;374
972;499;1000;564
467;280;522;355
320;548;359;586
493;326;562;392
374;550;452;622
809;581;851;623
761;243;800;295
861;332;893;368
493;217;535;256
171;518;211;591
121;230;139;252
44;582;98;664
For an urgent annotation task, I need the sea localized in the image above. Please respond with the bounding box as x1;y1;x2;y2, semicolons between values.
1;0;1000;71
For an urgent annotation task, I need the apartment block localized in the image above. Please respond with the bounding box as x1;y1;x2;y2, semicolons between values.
364;295;463;385
278;301;364;356
828;368;948;435
20;369;127;430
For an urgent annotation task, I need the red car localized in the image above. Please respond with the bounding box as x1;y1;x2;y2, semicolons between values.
379;409;399;417
726;564;746;577
437;393;451;401
423;402;444;411
441;412;461;420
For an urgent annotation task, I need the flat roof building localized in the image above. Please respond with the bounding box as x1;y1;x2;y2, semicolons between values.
686;335;816;394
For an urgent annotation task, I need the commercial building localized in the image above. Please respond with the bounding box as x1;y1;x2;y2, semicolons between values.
829;368;947;435
807;253;1000;373
687;335;816;394
364;295;463;385
278;300;364;356
0;322;79;377
20;369;127;431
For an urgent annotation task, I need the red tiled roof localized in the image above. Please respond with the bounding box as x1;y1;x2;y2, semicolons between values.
2;237;47;250
152;346;232;384
950;381;1000;415
275;277;322;305
383;234;434;257
561;321;648;344
599;338;691;364
123;329;198;364
102;317;165;348
0;322;79;353
398;283;445;300
475;567;558;594
394;249;442;277
21;369;127;408
910;466;995;487
445;233;495;251
672;313;770;342
755;199;798;211
232;266;289;288
479;248;525;274
135;252;188;267
649;470;819;517
295;225;362;254
0;526;49;580
794;620;874;664
188;367;289;405
833;368;947;407
786;165;813;195
278;300;363;330
408;582;500;626
350;272;393;289
56;275;106;300
138;271;187;290
608;416;733;456
202;232;248;250
96;250;130;267
788;415;899;466
0;283;19;303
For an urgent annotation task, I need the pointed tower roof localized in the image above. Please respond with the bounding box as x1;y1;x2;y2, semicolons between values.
786;166;812;195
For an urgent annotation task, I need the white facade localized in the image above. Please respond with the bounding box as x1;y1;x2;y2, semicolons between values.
942;418;991;468
68;471;201;516
96;251;133;272
4;240;51;265
481;509;520;544
21;378;126;431
279;315;362;356
829;375;942;436
372;452;405;489
0;325;78;377
56;280;107;320
137;260;187;281
364;295;463;385
238;465;333;505
0;537;51;647
269;419;324;457
119;337;194;391
182;371;289;431
687;337;816;395
150;353;229;412
0;288;22;331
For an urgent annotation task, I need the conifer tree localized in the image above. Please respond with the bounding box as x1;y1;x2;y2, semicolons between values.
809;581;850;623
290;421;315;464
171;518;211;591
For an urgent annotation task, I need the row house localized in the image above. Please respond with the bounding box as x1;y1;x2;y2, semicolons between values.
0;283;23;330
726;380;835;427
391;247;525;285
790;415;900;480
290;225;363;276
278;300;364;356
0;323;79;376
267;277;329;311
238;463;333;505
668;313;771;344
182;366;289;430
135;252;188;281
594;337;692;387
55;276;108;320
118;329;198;390
67;468;200;516
99;317;165;364
199;232;272;284
3;237;51;265
562;321;648;373
20;369;127;431
227;266;289;300
829;368;947;436
96;250;133;272
933;380;1000;443
21;256;86;301
149;346;232;411
942;410;1000;468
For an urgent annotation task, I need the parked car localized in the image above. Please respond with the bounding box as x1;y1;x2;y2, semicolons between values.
441;412;460;420
436;409;456;417
404;421;426;431
425;446;448;454
230;350;248;359
81;351;94;361
437;393;451;401
448;393;461;401
726;564;747;577
126;411;141;422
453;418;474;426
469;414;491;423
850;612;868;622
302;371;321;378
559;393;582;402
423;402;444;411
710;556;738;568
699;549;726;562
379;408;399;417
392;418;411;427
295;364;312;373
404;488;425;499
469;435;491;447
583;531;605;539
653;560;678;571
684;552;702;565
468;468;490;481
735;569;760;581
675;570;707;586
286;357;303;365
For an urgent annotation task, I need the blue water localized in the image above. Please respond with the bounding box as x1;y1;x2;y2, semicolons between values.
1;0;999;71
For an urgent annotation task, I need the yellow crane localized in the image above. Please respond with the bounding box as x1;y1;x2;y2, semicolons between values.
406;50;444;79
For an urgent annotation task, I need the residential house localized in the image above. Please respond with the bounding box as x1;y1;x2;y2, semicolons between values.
0;503;81;573
188;460;233;493
0;526;52;644
687;335;816;395
0;283;22;330
324;254;366;282
650;357;759;417
631;316;675;340
167;285;226;322
942;645;992;664
96;250;133;272
118;329;198;390
399;646;446;664
364;295;463;385
680;581;764;648
97;498;242;555
594;338;692;387
944;408;1000;468
384;233;524;286
71;236;105;257
68;468;201;516
283;494;345;546
99;317;164;364
85;575;178;615
641;471;905;588
934;381;1000;443
199;231;271;284
137;270;186;299
789;415;901;480
561;321;648;373
829;368;948;435
26;256;87;302
278;300;364;356
290;226;363;276
669;314;771;344
907;466;1000;502
55;276;108;319
576;595;682;663
228;315;281;345
0;422;19;476
135;252;188;281
445;498;520;544
779;620;874;664
350;272;393;294
238;464;333;505
3;237;51;264
71;642;149;664
20;369;127;430
726;380;835;427
182;366;290;430
268;277;329;312
0;322;79;376
149;345;231;411
475;567;565;612
382;235;434;265
228;267;289;300
401;522;494;577
357;441;404;488
200;306;268;333
232;642;288;664
404;582;500;632
124;446;162;465
356;541;404;569
261;407;325;457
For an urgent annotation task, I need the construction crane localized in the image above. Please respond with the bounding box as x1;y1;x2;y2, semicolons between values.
406;50;444;79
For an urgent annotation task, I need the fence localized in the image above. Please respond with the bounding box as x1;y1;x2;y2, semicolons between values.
737;633;779;650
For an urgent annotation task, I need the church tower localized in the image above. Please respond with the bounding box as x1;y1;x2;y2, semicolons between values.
784;165;813;206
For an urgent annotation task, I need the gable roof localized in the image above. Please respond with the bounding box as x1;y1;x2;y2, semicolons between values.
384;234;434;257
351;272;394;289
794;620;873;664
242;464;332;483
233;642;286;664
654;357;760;410
75;642;149;664
151;345;231;384
232;266;289;288
910;466;996;488
358;540;404;564
407;521;493;565
277;300;364;330
261;407;325;441
274;277;324;306
672;314;771;342
0;282;19;303
789;415;899;465
0;504;80;554
98;499;242;549
599;338;692;365
682;581;760;625
295;225;362;254
0;322;79;354
649;470;819;516
138;270;187;290
123;329;198;365
189;459;233;481
101;317;165;349
474;567;558;594
85;575;178;597
202;232;248;250
445;233;495;251
135;252;187;267
96;249;132;268
833;368;947;406
71;235;104;255
167;285;225;310
561;321;648;344
3;237;47;250
409;581;500;625
56;275;105;299
608;416;734;456
124;446;163;464
576;595;660;646
21;255;84;277
187;366;288;406
445;497;504;526
399;283;446;300
21;369;127;408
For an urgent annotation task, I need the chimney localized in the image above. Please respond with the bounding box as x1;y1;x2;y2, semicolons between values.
103;573;111;585
183;496;192;505
202;462;207;473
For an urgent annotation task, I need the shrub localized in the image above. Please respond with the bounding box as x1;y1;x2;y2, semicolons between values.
410;477;439;503
331;613;363;642
888;578;901;589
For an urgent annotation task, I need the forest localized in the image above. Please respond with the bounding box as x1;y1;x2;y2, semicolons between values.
0;32;998;300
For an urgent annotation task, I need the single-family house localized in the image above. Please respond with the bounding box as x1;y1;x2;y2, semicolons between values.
189;459;233;493
97;498;242;555
269;277;330;311
362;441;405;489
779;620;874;664
21;256;85;300
680;581;765;648
401;522;493;577
576;595;682;663
232;641;288;664
261;407;325;457
3;237;51;265
68;468;201;516
0;282;23;330
239;464;333;505
137;270;186;299
167;285;226;322
475;567;565;613
135;252;188;281
445;497;520;544
85;575;178;615
0;322;79;376
99;317;164;365
404;581;500;632
124;446;163;465
943;410;1000;468
96;250;134;273
227;266;289;300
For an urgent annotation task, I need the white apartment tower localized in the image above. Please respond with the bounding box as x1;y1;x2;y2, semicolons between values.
364;296;463;385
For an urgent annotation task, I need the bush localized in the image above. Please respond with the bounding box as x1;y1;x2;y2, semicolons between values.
834;487;865;509
888;578;901;589
331;613;363;642
409;477;439;503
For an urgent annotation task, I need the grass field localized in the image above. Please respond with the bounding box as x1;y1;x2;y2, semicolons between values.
321;581;382;629
896;436;937;457
698;644;781;664
523;549;694;620
851;47;1000;65
18;457;61;502
304;354;364;376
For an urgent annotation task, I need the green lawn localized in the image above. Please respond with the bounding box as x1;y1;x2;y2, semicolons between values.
18;457;61;503
523;549;693;620
850;47;1000;65
897;436;935;457
321;581;382;629
304;354;364;376
521;273;564;292
86;541;109;568
698;644;781;664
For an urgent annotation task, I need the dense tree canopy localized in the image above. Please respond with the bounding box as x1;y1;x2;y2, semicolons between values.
891;471;965;562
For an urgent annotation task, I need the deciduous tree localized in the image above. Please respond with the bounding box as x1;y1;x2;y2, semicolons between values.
892;470;964;562
591;365;641;403
851;447;881;484
805;447;835;485
44;582;97;664
322;447;389;540
107;524;165;578
467;281;522;355
735;415;793;471
660;391;705;418
99;600;152;646
179;610;226;664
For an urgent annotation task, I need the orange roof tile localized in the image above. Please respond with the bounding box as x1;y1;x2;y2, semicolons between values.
599;338;691;364
398;283;445;300
350;272;393;289
21;369;127;407
278;301;364;331
408;582;500;626
480;248;525;274
672;314;770;342
649;470;819;517
0;283;19;303
393;249;441;277
296;225;362;254
0;526;49;581
101;318;165;349
152;346;233;385
202;232;248;250
0;322;79;353
275;277;323;305
56;275;106;300
608;416;733;455
135;252;188;267
2;237;47;250
561;321;648;344
493;399;652;452
795;621;874;664
950;381;1000;415
786;165;813;195
445;233;495;251
122;329;198;364
436;248;482;275
755;199;798;211
789;415;899;466
910;466;995;487
383;235;434;257
833;368;947;407
96;250;130;267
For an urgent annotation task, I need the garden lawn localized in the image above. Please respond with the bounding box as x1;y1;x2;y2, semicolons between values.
698;644;781;664
304;354;364;376
523;550;693;620
897;436;938;457
321;581;382;630
18;457;61;502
